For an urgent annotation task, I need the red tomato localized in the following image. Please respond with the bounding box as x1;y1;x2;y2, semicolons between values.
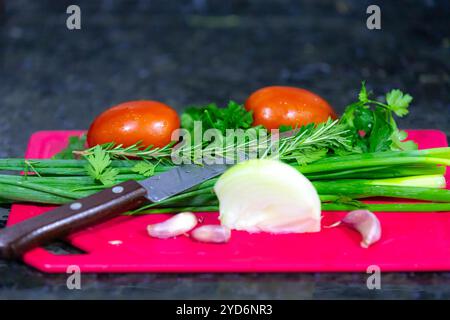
245;86;337;130
87;100;180;148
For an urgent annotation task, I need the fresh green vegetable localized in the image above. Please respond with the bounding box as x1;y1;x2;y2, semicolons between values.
297;155;450;174
367;174;446;189
341;82;417;153
131;161;157;177
276;119;351;164
84;146;119;185
322;203;450;212
52;134;86;159
73;141;175;164
133;203;450;214
313;180;450;202
385;89;413;117
181;101;254;135
305;165;445;180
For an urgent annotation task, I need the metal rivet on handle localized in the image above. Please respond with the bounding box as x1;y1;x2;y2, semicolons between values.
70;202;82;210
112;186;124;194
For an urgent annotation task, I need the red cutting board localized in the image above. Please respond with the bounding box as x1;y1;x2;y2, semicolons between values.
6;130;450;273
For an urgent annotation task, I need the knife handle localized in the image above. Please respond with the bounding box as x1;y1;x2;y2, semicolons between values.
0;180;148;259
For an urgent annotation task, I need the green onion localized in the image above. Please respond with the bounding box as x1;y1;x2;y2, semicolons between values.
315;147;450;164
313;181;450;202
322;203;450;212
0;177;82;199
305;165;445;180
369;175;446;188
0;184;75;204
299;157;450;174
132;202;450;214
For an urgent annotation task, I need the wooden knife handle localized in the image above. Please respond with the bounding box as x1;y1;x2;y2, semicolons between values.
0;180;148;259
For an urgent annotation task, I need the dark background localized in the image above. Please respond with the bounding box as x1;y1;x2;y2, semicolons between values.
0;0;449;299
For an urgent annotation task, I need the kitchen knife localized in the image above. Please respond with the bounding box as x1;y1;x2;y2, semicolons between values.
0;163;229;259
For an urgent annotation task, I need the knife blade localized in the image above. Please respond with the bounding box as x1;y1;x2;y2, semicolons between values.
140;163;229;202
0;162;229;259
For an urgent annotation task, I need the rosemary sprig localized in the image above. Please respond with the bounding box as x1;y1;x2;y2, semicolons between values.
273;119;352;164
74;141;175;162
72;119;351;166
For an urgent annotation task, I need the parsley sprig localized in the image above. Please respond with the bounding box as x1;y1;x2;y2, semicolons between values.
84;146;119;185
131;160;157;177
341;82;417;153
52;134;87;159
181;101;253;135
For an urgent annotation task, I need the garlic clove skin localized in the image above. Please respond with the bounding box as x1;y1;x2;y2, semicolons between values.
147;212;198;239
342;210;381;248
191;225;231;243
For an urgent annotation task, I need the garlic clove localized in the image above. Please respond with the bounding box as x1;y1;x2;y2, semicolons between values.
191;225;231;243
147;212;198;239
342;210;382;248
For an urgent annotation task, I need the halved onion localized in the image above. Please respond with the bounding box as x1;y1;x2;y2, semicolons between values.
214;159;321;234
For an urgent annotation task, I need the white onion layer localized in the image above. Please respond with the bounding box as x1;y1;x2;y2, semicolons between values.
214;159;321;234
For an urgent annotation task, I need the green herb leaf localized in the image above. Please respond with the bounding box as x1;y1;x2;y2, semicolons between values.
98;168;119;186
279;125;293;133
52;135;86;159
339;101;363;129
358;81;369;103
181;101;253;135
386;89;413;117
180;107;204;133
353;107;374;134
295;148;328;166
390;129;418;151
368;108;393;152
84;145;118;185
222;100;253;130
132;161;156;177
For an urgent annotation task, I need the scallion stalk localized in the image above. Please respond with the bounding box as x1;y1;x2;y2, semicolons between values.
298;157;450;174
313;181;450;202
0;184;75;204
305;165;445;180
369;174;446;188
314;147;450;164
322;202;450;212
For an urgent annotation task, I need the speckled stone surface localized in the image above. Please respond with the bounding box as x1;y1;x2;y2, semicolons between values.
0;0;449;299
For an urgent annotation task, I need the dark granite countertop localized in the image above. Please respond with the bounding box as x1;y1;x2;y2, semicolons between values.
0;0;449;299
